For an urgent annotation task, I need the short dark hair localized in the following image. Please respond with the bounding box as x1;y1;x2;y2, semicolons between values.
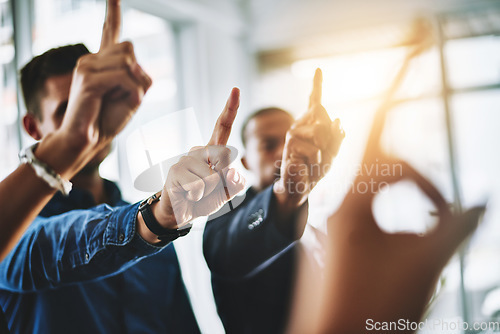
240;107;293;147
20;43;90;120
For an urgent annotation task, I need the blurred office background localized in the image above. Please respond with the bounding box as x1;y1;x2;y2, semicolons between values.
1;0;500;332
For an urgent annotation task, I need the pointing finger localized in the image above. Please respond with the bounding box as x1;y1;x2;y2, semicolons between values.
299;69;331;126
309;68;322;109
100;0;121;51
208;87;240;146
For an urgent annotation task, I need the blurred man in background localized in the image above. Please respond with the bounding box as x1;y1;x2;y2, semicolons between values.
204;70;345;334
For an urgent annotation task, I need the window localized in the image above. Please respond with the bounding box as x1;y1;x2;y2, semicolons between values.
0;0;20;180
255;16;500;329
452;89;500;323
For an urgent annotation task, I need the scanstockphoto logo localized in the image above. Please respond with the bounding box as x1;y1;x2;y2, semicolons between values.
273;158;403;195
365;318;500;333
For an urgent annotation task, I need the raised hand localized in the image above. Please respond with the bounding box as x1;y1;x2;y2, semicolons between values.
60;0;151;168
153;88;245;229
274;68;344;213
35;0;151;181
97;0;152;139
297;49;485;334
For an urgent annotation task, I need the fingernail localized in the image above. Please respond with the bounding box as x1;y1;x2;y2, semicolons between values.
231;170;240;183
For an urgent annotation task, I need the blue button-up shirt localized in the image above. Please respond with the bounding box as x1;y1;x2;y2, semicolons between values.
0;180;200;333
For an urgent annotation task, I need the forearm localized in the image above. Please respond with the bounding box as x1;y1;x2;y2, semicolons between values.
273;184;309;240
0;130;90;261
0;164;56;261
35;128;99;180
136;193;179;244
0;203;167;292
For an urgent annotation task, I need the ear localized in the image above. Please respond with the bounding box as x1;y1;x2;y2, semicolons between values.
241;155;250;171
23;114;42;140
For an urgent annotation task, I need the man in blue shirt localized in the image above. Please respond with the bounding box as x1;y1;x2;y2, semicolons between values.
0;38;151;334
0;1;245;332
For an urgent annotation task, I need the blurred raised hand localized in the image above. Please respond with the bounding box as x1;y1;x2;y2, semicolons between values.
273;69;345;220
289;23;485;333
314;82;484;334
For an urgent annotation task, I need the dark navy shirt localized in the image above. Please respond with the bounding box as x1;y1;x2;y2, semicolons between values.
0;179;200;334
204;186;300;334
0;307;7;334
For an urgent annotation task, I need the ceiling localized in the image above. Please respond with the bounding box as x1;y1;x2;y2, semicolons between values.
243;0;500;69
245;0;500;51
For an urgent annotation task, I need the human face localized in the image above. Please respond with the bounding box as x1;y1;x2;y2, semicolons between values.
242;111;294;190
37;73;73;135
25;73;111;171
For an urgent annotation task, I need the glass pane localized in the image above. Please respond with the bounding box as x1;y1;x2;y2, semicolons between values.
374;98;453;233
33;0;104;53
445;36;500;90
291;46;441;107
0;0;20;180
452;90;500;323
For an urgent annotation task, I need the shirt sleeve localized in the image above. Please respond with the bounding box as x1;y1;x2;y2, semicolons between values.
203;185;307;279
0;202;168;292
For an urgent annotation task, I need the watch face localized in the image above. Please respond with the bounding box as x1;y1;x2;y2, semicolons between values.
138;200;148;211
140;192;159;210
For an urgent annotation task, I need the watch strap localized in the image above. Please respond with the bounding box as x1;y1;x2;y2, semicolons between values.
139;192;192;242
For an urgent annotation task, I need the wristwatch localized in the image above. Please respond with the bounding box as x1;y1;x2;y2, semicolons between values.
139;191;192;242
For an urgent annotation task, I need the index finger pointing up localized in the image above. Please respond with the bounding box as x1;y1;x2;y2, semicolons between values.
100;0;121;51
208;87;240;146
298;68;330;126
308;68;323;108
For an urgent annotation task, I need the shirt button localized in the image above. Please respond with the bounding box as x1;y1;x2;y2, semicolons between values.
118;234;125;242
248;224;255;230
